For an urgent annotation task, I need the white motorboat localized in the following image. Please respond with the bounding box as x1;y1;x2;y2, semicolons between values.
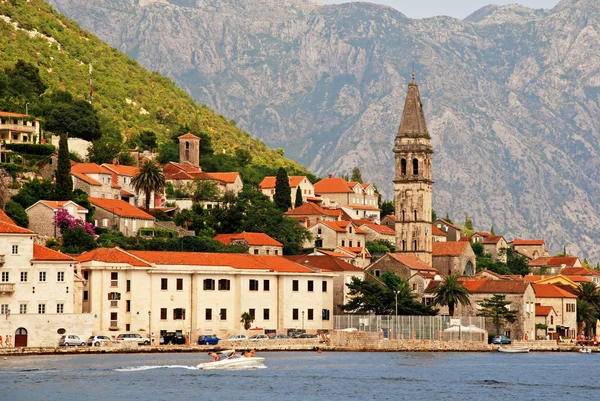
497;347;530;353
196;350;265;370
578;348;593;354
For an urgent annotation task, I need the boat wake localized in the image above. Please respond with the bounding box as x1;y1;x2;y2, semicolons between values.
115;364;267;372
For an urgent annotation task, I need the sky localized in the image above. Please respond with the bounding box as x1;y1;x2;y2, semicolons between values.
318;0;561;19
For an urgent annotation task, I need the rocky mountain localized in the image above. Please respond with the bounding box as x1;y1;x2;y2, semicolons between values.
47;0;600;260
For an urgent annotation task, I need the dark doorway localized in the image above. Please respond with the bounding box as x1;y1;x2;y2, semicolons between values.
14;327;27;347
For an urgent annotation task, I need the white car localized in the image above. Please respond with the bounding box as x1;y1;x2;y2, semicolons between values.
116;333;150;345
59;335;85;346
87;335;113;346
249;334;269;341
223;334;248;341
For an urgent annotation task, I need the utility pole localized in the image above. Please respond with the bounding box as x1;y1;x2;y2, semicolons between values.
89;64;93;105
395;290;399;340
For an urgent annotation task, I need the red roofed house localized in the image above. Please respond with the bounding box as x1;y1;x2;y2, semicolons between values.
307;220;366;253
313;175;378;211
433;219;462;242
367;253;440;296
559;266;600;286
214;232;283;256
0;111;40;143
381;214;396;230
532;284;577;339
25;200;88;238
528;256;582;275
510;239;548;261
88;197;155;236
424;279;536;340
535;305;558;339
101;163;158;208
432;242;476;276
0;209;92;347
76;248;335;337
259;176;315;205
471;232;492;244
359;222;395;243
285;255;365;314
432;225;447;243
71;162;121;200
482;235;508;263
284;202;341;225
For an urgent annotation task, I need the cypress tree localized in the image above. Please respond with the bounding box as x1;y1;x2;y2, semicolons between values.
55;133;73;200
294;185;303;208
273;167;292;211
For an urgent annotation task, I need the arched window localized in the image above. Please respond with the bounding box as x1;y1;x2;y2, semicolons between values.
349;226;353;233
401;159;407;175
317;228;322;235
413;210;417;220
185;141;190;149
413;240;418;250
402;210;406;221
465;261;474;276
402;240;406;251
413;159;419;175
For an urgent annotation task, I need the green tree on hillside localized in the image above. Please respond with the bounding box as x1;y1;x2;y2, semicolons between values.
351;167;363;183
45;100;101;141
274;167;292;211
192;179;221;202
381;201;394;218
432;274;472;316
131;160;165;210
4;201;28;228
477;294;517;336
294;186;303;208
54;133;73;200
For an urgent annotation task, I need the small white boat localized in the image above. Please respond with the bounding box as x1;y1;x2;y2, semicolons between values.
578;348;592;354
196;350;265;370
497;346;530;353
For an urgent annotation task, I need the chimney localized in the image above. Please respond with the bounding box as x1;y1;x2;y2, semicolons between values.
328;174;332;178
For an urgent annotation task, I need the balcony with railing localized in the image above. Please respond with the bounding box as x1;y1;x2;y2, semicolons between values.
0;283;16;294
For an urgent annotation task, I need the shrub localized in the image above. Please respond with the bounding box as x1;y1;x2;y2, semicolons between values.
5;143;55;155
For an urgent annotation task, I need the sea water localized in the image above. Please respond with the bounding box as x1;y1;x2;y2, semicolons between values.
0;351;598;400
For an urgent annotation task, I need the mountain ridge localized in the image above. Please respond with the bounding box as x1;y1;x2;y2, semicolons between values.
47;0;600;260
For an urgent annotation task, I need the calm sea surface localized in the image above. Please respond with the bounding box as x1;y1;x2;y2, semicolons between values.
0;351;598;400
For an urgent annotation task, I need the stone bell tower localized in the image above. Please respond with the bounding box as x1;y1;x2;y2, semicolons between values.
178;133;201;168
393;73;433;265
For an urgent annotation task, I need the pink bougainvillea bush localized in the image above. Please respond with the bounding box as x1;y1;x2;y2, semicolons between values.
54;208;96;235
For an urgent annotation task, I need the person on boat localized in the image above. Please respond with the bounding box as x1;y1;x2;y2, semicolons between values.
248;349;256;357
208;352;220;362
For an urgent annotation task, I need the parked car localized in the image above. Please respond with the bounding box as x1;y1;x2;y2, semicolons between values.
161;332;186;345
270;334;289;340
198;335;220;345
249;334;269;341
298;333;317;339
116;333;150;345
59;335;85;346
223;334;248;341
491;335;511;345
87;335;112;346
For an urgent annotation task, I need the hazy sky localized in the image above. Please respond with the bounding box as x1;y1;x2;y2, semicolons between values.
318;0;561;19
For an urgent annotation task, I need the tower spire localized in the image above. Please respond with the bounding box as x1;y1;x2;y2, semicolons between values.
397;74;430;139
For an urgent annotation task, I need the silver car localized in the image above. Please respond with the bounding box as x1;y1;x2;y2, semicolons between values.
59;335;85;346
87;335;112;346
223;334;248;341
249;334;269;341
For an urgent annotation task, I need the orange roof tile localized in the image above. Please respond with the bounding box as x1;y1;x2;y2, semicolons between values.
529;257;580;268
382;214;397;222
314;177;354;194
128;251;315;273
482;235;505;245
214;232;283;247
472;280;530;294
532;284;577;299
564;275;593;283
285;255;363;272
560;267;600;276
432;225;446;236
32;244;74;261
536;305;554;317
285;203;331;216
512;238;545;246
360;223;395;235
71;162;112;175
0;208;17;225
346;204;380;211
0;111;30;117
102;163;140;176
318;221;347;233
259;176;308;189
76;248;152;267
38;200;87;212
474;232;492;237
337;246;371;258
0;208;33;233
432;241;470;257
88;198;154;219
178;133;199;139
72;172;101;186
435;219;461;231
207;172;240;184
387;253;437;272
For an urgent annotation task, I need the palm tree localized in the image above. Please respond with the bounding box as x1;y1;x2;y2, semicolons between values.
574;282;600;308
433;274;472;316
131;160;165;210
240;312;254;331
576;300;597;336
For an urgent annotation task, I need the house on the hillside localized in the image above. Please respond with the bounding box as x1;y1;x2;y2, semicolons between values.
432;242;476;276
26;200;88;238
71;163;120;199
482;236;508;263
366;253;440;295
284;202;341;227
532;284;577;339
359;222;395;243
306;220;366;250
510;239;548;261
471;232;492;243
432;225;447;242
214;232;283;256
88;197;155;236
313;175;378;211
528;256;582;275
381;214;396;230
433;219;462;241
0;111;40;143
259;176;315;204
535;306;558;339
101;163;157;208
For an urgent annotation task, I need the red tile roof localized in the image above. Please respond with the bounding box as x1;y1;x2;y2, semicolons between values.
532;284;577;298
432;241;470;257
474;232;492;237
128;251;315;273
529;256;580;268
0;111;29;117
345;204;380;211
314;177;354;194
318;250;353;258
387;253;437;272
207;172;240;184
360;223;395;235
536;305;554;317
512;238;545;246
337;246;371;258
178;133;199;139
285;202;336;217
38;200;87;212
76;247;152;267
71;172;101;186
435;219;461;231
0;209;34;233
71;162;112;175
88;198;154;219
0;208;17;225
382;214;397;222
32;244;74;261
336;221;366;234
471;280;530;294
285;255;363;272
214;232;283;247
564;275;593;283
259;176;309;189
318;221;348;233
432;226;446;236
102;163;139;176
482;235;505;245
560;267;600;276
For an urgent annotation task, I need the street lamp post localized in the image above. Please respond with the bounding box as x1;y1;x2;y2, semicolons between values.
25;102;29;115
394;290;399;340
148;311;152;345
302;311;305;331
